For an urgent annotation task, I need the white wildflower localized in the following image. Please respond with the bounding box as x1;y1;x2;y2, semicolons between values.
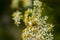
12;10;22;26
22;0;54;40
34;0;42;7
11;0;54;40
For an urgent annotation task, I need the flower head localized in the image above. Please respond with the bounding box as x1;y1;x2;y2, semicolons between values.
12;10;22;26
22;0;54;40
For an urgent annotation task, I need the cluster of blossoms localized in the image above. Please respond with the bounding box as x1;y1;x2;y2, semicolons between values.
12;10;23;26
12;0;54;40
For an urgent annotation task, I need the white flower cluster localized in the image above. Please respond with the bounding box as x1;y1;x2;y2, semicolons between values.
22;0;54;40
12;0;54;40
22;23;54;40
34;0;42;7
12;10;22;26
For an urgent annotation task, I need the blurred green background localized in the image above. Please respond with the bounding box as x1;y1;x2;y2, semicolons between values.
0;0;60;40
